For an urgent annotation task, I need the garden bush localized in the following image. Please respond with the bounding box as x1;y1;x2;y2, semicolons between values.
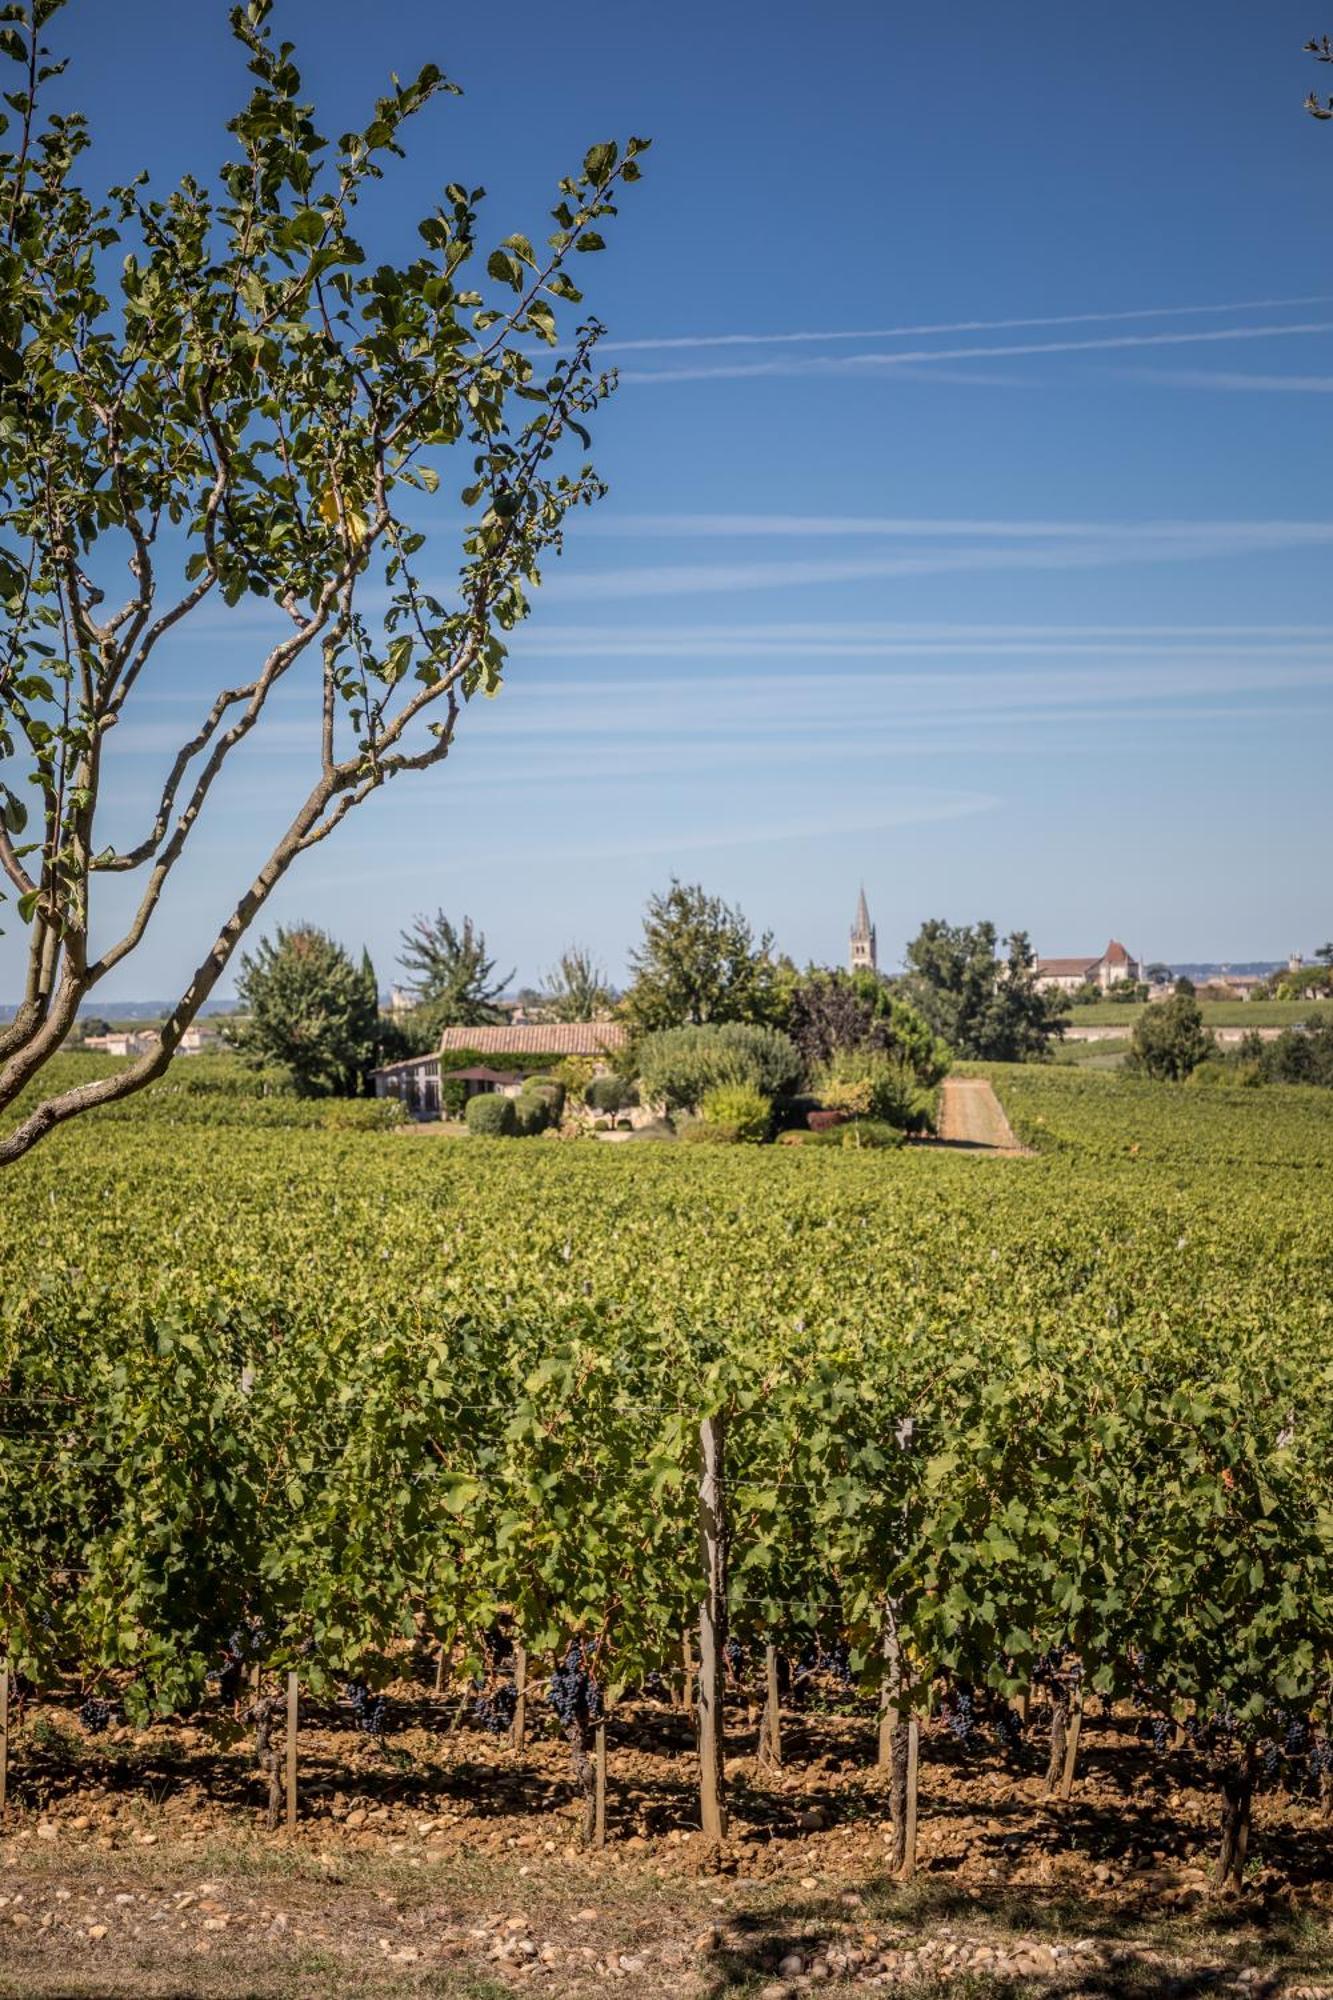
521;1076;565;1120
700;1083;772;1143
838;1118;905;1150
680;1119;740;1145
636;1023;801;1110
586;1074;636;1114
465;1093;517;1137
439;1076;470;1118
817;1048;931;1129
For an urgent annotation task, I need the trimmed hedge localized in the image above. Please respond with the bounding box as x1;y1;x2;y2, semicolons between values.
586;1074;635;1114
465;1093;517;1137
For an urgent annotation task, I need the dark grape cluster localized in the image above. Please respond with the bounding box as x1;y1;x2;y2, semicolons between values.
78;1697;114;1734
794;1640;853;1690
1150;1716;1171;1754
206;1656;243;1703
723;1637;743;1676
473;1674;517;1735
994;1706;1024;1752
228;1618;269;1660
547;1642;601;1728
941;1687;976;1745
345;1682;387;1736
1032;1646;1082;1691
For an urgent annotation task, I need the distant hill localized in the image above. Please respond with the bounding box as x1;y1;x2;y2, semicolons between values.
0;998;237;1022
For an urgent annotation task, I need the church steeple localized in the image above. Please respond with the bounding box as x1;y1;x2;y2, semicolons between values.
850;885;877;973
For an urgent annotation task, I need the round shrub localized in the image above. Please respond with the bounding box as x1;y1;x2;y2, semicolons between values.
522;1076;566;1119
680;1119;740;1145
586;1074;636;1114
807;1108;849;1132
700;1083;771;1143
512;1094;550;1136
465;1092;517;1137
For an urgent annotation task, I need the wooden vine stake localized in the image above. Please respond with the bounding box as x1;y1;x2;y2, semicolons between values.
758;1643;782;1768
696;1412;728;1844
285;1673;299;1831
593;1717;607;1848
902;1715;920;1879
511;1641;528;1755
0;1661;8;1819
1058;1685;1084;1802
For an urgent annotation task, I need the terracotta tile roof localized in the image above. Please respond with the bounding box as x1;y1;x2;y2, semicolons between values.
1034;956;1099;977
436;1022;627;1057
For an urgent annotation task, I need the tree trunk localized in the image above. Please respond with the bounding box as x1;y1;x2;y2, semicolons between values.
1213;1749;1255;1894
564;1713;597;1847
883;1713;919;1878
250;1697;282;1832
594;1718;607;1848
1058;1687;1083;1801
885;1713;910;1869
510;1642;527;1755
1044;1687;1070;1795
757;1643;782;1769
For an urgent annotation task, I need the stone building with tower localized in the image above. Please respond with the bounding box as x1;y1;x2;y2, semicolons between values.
850;888;877;974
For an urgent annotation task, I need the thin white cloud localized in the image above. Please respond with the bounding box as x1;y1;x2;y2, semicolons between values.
545;519;1333;601
579;513;1333;542
1128;368;1333;393
599;295;1333;353
621;320;1333;385
517;622;1333;658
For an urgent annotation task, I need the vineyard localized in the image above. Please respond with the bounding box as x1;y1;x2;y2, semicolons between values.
2;1058;1332;1913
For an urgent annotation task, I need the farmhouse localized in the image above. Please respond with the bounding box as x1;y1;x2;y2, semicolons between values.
371;1020;627;1119
1033;938;1144;996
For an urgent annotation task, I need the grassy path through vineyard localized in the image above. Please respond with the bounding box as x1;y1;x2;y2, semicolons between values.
935;1075;1028;1153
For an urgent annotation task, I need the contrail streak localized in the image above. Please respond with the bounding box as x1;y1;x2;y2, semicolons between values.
599;294;1333;353
620;320;1333;383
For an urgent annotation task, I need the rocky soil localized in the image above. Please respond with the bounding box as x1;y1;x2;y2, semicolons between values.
2;1691;1332;1997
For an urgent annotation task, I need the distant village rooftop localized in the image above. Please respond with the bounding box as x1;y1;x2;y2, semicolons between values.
436;1022;627;1058
1034;939;1144;995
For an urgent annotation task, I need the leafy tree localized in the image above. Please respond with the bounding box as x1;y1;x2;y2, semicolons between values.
0;0;646;1164
1315;942;1333;968
543;945;614;1022
786;967;949;1087
1145;962;1173;986
1173;975;1197;997
901;921;1066;1062
397;912;511;1034
1126;993;1213;1082
1255;1020;1333;1088
229;924;377;1095
621;880;785;1036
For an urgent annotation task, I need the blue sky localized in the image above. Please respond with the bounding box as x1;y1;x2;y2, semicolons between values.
8;0;1333;998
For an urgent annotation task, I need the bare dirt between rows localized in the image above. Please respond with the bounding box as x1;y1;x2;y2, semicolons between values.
934;1079;1031;1156
3;1695;1332;1998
